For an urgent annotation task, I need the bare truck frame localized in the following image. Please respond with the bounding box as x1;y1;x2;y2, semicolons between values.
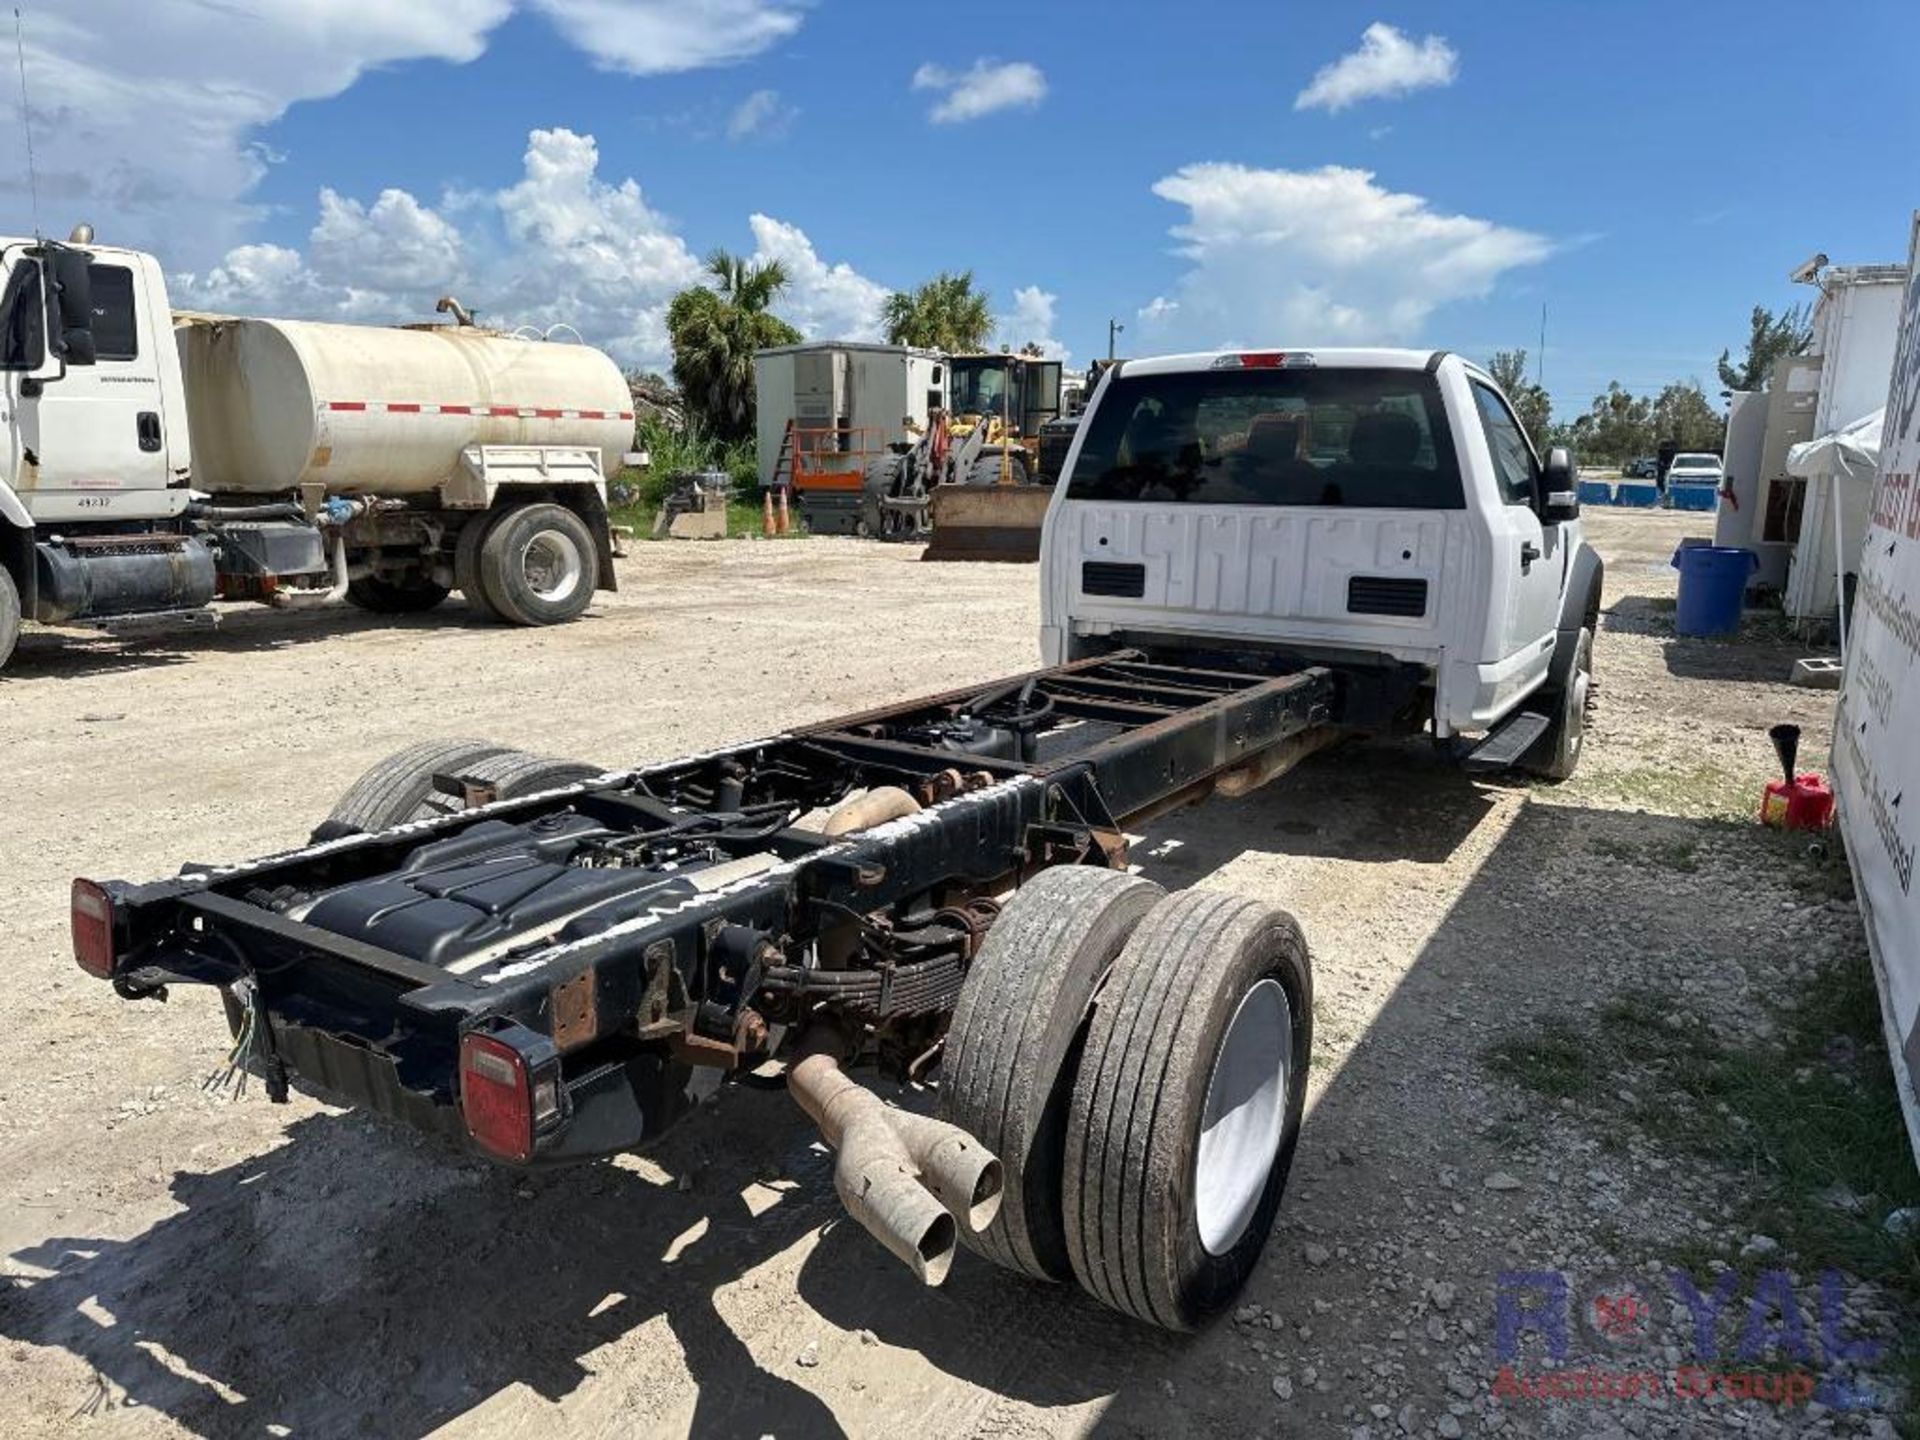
74;650;1370;1329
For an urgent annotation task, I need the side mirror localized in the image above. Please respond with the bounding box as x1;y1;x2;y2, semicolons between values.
1541;447;1579;523
46;245;96;366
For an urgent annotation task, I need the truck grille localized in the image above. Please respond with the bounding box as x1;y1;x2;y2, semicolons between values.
1347;575;1428;618
1081;561;1146;598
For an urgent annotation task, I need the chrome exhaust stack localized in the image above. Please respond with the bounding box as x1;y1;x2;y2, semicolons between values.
788;1048;1002;1286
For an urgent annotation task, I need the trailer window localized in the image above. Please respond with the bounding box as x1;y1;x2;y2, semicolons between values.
1066;366;1462;508
0;259;46;370
88;264;139;361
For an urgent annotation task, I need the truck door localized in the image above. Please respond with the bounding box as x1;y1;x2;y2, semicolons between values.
18;257;171;510
1469;380;1561;696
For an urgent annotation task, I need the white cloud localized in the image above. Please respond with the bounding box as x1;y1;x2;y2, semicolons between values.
1144;163;1549;347
1137;296;1180;324
1295;23;1457;113
996;285;1069;361
746;215;889;341
912;59;1047;124
173;130;892;370
12;1;806;265
530;0;803;75
727;88;797;141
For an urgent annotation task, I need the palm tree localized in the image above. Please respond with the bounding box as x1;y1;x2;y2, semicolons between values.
668;249;801;441
882;271;994;353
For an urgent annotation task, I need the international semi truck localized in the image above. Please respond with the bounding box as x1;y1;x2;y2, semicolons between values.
1;228;635;672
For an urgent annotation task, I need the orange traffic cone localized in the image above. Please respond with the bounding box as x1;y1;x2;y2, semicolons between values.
762;490;776;537
777;488;791;535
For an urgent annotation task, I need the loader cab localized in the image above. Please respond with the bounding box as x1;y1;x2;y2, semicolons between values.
0;235;190;525
948;354;1063;438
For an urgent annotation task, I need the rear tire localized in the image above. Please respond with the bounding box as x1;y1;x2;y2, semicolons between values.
345;575;450;614
1525;626;1593;782
0;565;19;673
1064;889;1313;1331
316;739;516;838
941;867;1164;1282
455;514;505;622
447;748;605;801
478;503;598;626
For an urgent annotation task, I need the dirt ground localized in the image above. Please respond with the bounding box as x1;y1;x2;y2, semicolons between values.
0;509;1900;1438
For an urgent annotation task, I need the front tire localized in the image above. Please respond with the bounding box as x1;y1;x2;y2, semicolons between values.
1064;889;1313;1331
965;452;1029;488
941;867;1164;1282
0;565;20;672
478;503;598;626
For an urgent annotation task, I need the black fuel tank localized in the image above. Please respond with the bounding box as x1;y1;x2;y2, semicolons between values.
35;535;217;622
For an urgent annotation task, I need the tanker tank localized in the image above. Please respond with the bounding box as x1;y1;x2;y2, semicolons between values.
175;317;635;497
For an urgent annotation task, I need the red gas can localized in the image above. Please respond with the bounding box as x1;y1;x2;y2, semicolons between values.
1761;773;1835;831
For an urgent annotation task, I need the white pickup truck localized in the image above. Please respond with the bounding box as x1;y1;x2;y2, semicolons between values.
1040;348;1603;778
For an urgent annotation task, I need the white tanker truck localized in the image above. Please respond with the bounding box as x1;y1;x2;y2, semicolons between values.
0;229;636;671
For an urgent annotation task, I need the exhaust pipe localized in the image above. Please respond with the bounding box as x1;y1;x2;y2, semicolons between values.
268;532;349;610
788;1048;1002;1285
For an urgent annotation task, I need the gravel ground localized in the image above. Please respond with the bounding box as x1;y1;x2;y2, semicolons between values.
0;509;1904;1438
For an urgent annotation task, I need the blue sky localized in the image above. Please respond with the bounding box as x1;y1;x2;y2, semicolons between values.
17;1;1920;418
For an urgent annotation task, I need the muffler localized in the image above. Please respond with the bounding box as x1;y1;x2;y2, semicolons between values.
788;1048;1002;1285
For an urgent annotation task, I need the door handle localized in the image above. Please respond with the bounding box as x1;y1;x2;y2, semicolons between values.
1519;541;1541;573
137;412;162;452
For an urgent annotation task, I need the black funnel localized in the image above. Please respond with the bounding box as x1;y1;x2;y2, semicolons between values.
1769;723;1801;785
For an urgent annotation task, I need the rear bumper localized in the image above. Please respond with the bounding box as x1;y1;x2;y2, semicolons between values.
251;1007;702;1166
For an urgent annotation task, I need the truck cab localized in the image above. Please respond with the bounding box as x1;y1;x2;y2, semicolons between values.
1039;349;1602;774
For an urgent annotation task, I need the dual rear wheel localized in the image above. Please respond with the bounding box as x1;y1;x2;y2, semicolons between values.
941;867;1313;1330
348;502;597;626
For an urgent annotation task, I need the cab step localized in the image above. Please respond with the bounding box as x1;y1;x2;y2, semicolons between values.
79;607;221;636
1463;710;1550;772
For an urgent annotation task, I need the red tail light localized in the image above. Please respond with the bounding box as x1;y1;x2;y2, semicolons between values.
460;1027;564;1163
71;879;117;979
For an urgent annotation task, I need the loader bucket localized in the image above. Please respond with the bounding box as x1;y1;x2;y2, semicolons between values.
922;485;1054;563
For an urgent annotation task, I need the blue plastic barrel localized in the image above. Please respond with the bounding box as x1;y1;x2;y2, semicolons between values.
1669;483;1719;512
1670;545;1757;636
1616;481;1660;507
1578;479;1614;506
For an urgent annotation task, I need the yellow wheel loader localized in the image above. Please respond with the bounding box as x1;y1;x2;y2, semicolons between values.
913;353;1064;562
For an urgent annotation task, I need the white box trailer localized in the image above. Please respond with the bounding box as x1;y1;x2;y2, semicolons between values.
1786;263;1907;619
753;342;947;495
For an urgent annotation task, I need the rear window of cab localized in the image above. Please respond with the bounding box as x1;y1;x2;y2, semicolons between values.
1066;366;1463;508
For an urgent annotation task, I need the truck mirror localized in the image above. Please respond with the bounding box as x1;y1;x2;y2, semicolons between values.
47;245;97;366
1540;447;1579;523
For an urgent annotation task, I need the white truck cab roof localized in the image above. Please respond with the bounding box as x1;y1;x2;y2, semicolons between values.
1113;347;1444;378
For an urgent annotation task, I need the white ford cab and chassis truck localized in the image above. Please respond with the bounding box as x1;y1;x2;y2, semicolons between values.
1041;348;1602;778
0;231;634;672
70;346;1600;1336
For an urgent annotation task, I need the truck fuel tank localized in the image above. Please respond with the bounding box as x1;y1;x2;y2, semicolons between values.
35;535;218;623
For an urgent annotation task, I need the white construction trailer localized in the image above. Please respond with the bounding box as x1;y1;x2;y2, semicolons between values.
1784;263;1907;620
752;342;948;498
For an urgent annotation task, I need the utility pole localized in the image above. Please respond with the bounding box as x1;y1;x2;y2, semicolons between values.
1108;318;1124;362
1537;303;1547;388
